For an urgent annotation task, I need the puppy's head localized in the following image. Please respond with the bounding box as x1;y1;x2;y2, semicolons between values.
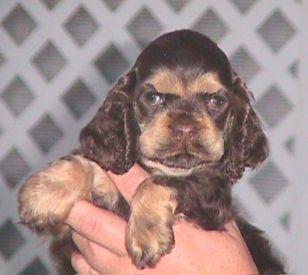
80;30;269;183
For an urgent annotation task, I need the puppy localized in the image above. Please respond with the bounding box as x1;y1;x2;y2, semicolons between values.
18;29;285;274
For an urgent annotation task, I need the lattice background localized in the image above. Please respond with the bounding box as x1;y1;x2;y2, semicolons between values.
0;0;303;274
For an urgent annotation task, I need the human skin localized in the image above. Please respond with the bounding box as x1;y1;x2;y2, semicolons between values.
66;165;258;275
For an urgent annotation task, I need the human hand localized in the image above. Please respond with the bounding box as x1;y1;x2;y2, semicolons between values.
66;165;258;275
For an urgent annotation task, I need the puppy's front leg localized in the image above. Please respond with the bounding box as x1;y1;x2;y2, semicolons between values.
126;179;177;268
18;155;125;236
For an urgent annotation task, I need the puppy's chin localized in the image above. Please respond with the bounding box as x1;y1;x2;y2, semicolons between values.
141;154;213;177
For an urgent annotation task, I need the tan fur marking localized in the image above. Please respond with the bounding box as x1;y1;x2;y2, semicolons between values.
147;68;184;96
197;115;224;160
139;110;173;157
126;179;177;267
147;68;225;96
190;72;226;95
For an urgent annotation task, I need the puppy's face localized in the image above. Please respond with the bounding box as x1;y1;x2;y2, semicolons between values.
80;30;268;182
134;67;233;176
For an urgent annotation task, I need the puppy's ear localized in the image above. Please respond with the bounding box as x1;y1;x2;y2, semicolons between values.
79;69;139;174
224;71;269;184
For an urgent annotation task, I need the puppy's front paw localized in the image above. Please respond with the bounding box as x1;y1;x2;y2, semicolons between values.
126;214;175;268
18;156;92;236
125;180;177;268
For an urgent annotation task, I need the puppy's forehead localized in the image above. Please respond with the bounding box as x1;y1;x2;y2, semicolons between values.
146;68;226;96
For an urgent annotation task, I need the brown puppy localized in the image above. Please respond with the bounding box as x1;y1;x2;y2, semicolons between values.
18;30;285;274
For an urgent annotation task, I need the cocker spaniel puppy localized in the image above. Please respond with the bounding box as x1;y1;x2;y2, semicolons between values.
18;30;285;274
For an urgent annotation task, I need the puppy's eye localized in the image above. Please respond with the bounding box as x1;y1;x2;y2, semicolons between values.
208;94;227;109
143;91;163;106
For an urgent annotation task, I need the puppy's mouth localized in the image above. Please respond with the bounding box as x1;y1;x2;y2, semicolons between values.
141;147;216;176
141;155;210;177
139;124;224;176
154;151;208;169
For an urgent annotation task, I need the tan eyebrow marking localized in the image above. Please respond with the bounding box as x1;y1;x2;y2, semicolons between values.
146;68;226;97
190;72;226;95
146;69;183;96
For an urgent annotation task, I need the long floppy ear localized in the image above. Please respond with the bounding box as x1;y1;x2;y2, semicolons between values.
79;69;139;174
224;71;269;184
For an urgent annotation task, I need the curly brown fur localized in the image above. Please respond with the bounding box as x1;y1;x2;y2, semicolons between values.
79;69;139;174
19;29;285;274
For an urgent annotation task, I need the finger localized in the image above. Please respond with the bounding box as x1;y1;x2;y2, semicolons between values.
72;232;136;274
71;252;100;275
72;232;114;264
107;164;150;202
66;200;127;255
72;233;97;262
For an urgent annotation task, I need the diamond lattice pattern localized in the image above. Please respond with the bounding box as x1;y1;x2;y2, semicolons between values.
0;0;300;273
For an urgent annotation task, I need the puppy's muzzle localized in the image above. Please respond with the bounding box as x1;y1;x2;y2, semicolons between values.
169;112;200;147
